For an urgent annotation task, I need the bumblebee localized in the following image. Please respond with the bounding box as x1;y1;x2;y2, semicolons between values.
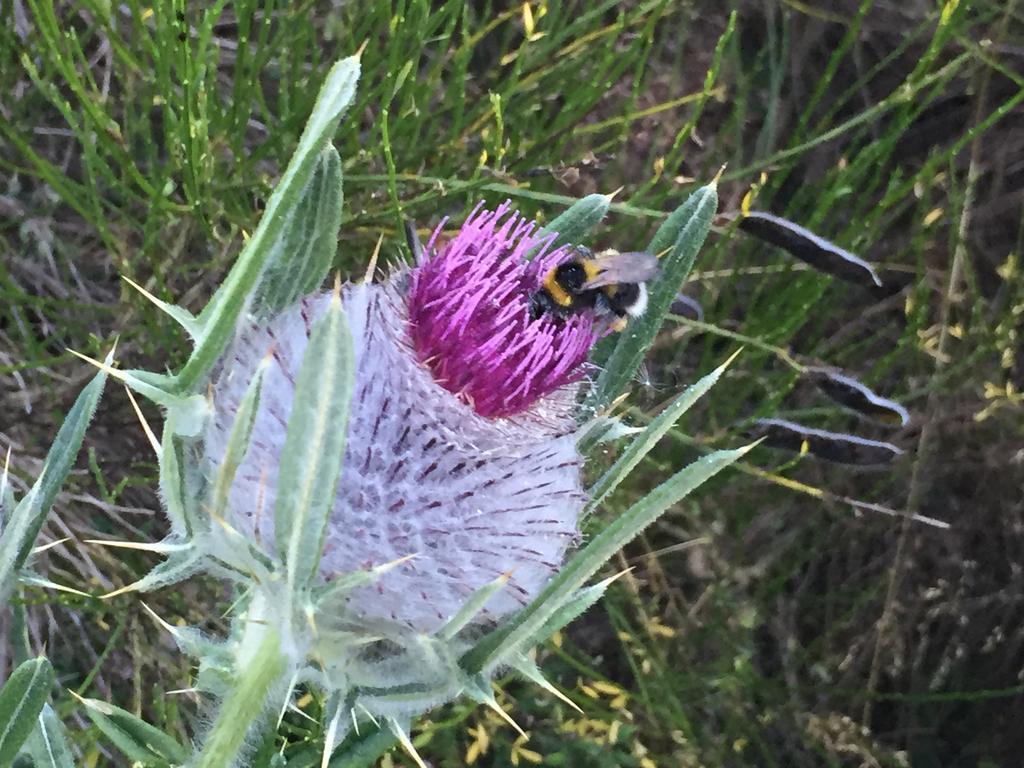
530;249;661;331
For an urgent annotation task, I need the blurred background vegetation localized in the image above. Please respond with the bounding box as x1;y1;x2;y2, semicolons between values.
2;0;1023;765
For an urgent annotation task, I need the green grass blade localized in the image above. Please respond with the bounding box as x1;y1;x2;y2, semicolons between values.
275;290;356;594
0;362;108;606
23;703;75;768
176;55;360;393
462;442;752;674
590;181;718;408
0;657;55;765
586;352;737;510
78;696;189;766
631;12;735;203
253;146;345;319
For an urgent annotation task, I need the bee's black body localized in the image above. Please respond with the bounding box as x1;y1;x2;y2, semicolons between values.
529;250;659;329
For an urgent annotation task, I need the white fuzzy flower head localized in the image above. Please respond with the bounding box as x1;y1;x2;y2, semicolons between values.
205;202;605;633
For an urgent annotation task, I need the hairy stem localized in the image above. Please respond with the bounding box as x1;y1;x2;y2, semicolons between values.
193;599;289;768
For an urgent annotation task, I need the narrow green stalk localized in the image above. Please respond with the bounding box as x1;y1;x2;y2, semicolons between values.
193;625;288;768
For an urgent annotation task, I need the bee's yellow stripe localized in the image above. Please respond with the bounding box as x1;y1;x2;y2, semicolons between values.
543;269;574;307
581;259;602;282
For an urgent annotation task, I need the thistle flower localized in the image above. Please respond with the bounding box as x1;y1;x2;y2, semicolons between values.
408;202;598;418
205;203;599;633
62;59;729;768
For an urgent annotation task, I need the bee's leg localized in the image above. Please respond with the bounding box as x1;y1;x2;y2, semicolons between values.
608;315;628;332
590;292;628;332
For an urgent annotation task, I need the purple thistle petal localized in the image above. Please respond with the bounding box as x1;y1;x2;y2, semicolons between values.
408;202;599;418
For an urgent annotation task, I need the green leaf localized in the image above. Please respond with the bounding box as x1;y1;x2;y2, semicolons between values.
646;182;717;255
9;603;31;667
64;358;177;410
0;361;108;606
437;572;512;641
328;724;398;768
106;550;204;595
154;396;213;541
23;704;75;768
157;415;195;538
506;653;581;713
0;657;55;765
534;192;613;254
210;356;268;517
253;147;344;319
17;572;90;597
587;352;737;510
313;554;414;610
159;394;210;438
78;696;188;766
275;290;356;594
589;181;718;408
122;276;202;341
177;55;361;393
462;443;752;674
1;454;16;528
575;415;642;454
527;573;621;646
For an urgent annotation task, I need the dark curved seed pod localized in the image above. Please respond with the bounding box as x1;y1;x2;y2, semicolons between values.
751;418;903;465
738;211;882;288
669;293;704;322
806;368;909;426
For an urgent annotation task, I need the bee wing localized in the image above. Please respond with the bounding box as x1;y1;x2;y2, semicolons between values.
581;251;661;289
